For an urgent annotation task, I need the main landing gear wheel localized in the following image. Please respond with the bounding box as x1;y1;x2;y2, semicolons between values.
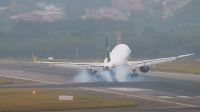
131;70;138;79
87;69;97;75
131;73;138;78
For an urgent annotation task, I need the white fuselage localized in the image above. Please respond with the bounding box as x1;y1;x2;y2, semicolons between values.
104;44;131;68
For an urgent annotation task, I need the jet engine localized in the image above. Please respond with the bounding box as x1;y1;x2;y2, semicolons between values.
139;66;150;73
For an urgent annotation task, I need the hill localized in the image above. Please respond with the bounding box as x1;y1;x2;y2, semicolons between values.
0;0;199;59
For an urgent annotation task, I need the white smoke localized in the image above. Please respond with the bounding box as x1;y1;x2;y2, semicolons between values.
74;69;98;82
99;71;114;82
74;65;141;82
114;65;131;82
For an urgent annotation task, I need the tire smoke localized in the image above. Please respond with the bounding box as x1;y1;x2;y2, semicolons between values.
74;65;141;82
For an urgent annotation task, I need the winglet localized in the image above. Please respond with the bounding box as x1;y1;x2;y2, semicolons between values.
32;52;38;63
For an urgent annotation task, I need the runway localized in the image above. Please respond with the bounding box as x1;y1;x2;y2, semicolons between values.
0;61;200;112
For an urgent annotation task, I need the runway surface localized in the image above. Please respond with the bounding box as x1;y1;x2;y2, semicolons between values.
0;61;200;112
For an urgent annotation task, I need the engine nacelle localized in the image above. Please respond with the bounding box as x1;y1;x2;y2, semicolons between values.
139;66;150;73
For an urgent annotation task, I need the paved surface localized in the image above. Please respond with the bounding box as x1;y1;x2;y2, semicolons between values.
0;61;200;112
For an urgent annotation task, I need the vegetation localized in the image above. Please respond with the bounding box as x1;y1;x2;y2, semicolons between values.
0;89;136;111
0;80;12;85
0;19;199;59
0;0;199;59
152;59;200;75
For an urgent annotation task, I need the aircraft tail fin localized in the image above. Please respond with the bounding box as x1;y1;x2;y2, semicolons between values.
106;35;111;62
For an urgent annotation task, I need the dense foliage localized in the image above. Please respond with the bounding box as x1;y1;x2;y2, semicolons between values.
0;0;199;59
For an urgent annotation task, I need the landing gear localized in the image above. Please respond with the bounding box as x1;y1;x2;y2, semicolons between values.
103;68;116;81
87;69;97;75
103;67;115;76
86;69;102;81
131;73;138;78
130;70;138;79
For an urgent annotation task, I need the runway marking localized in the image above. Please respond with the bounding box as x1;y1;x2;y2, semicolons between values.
177;96;192;99
0;74;61;84
158;96;174;99
109;87;148;92
83;87;199;108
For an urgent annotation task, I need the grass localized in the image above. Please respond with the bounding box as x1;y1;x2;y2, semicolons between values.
0;80;13;85
0;88;136;111
0;77;34;85
152;59;200;75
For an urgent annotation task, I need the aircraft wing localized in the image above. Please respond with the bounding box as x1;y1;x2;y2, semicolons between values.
51;62;104;69
32;54;104;69
33;60;104;69
128;54;194;70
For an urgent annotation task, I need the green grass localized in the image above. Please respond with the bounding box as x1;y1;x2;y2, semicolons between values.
0;80;13;85
152;59;200;75
0;89;136;111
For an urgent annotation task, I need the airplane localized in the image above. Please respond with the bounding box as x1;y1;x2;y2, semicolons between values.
32;36;194;79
